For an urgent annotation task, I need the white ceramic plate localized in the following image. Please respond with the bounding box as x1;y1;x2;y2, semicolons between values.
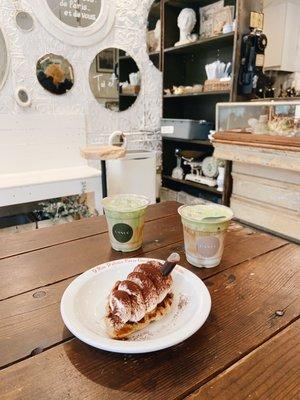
61;258;211;354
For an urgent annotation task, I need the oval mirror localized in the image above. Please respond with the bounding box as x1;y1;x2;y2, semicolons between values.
15;11;34;32
147;0;161;69
36;53;74;95
0;28;9;90
46;0;102;28
89;48;141;112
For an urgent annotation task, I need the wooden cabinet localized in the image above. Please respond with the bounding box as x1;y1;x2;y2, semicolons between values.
155;0;263;205
263;0;300;72
213;132;300;241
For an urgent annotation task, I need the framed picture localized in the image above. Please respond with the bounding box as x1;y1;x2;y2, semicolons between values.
199;0;224;38
212;6;234;36
96;48;116;73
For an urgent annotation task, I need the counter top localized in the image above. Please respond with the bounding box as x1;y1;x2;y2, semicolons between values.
213;132;300;172
213;132;300;152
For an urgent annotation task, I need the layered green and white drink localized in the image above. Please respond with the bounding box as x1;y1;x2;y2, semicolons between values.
102;194;150;252
178;204;233;268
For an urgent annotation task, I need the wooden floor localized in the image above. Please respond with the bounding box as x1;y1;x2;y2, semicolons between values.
0;201;299;400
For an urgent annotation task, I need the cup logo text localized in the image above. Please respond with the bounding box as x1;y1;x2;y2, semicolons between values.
112;223;133;243
197;236;220;258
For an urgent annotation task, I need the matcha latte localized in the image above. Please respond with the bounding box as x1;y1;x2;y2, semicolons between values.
178;204;233;268
102;194;150;252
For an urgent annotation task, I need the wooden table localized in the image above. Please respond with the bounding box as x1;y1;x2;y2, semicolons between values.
0;201;299;400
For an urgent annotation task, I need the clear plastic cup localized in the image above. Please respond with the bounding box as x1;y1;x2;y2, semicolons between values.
102;194;150;252
178;204;233;268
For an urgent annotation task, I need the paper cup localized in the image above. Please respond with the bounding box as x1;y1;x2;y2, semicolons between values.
178;204;233;268
102;194;150;252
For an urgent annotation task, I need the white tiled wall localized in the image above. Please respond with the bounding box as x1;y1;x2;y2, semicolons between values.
0;0;162;158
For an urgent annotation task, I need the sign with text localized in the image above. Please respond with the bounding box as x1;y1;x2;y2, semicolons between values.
47;0;102;27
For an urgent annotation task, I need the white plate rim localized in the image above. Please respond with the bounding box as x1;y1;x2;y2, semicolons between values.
60;258;211;354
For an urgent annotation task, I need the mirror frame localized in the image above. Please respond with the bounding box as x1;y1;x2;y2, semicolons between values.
36;53;75;96
0;25;10;91
89;47;142;112
15;87;31;107
15;10;35;32
33;0;115;46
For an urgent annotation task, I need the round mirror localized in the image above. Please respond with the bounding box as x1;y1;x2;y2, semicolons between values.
46;0;102;28
147;0;161;69
0;28;9;90
34;0;115;46
36;53;74;95
15;11;34;32
89;48;141;112
15;87;31;107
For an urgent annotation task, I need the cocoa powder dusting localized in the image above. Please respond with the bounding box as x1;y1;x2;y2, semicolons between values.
130;331;154;341
178;294;188;310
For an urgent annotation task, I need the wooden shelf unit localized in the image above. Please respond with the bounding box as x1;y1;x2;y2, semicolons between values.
164;32;235;54
120;51;160;60
162;137;212;146
151;0;262;205
163;90;231;98
147;0;162;70
163;175;222;195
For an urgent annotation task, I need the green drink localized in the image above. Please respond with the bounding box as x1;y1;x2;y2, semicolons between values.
102;194;150;252
178;204;233;268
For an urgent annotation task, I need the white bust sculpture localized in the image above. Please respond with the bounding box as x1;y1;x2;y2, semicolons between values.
175;8;198;47
154;19;161;51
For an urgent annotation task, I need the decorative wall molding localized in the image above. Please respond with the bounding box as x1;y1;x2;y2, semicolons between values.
0;27;10;91
0;0;162;157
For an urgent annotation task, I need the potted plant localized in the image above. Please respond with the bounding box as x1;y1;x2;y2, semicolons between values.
35;194;96;227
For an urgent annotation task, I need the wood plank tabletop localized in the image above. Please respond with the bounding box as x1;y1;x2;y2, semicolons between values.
0;201;180;260
186;320;300;400
0;201;299;400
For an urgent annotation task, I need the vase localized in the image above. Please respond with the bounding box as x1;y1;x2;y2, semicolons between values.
217;166;225;192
